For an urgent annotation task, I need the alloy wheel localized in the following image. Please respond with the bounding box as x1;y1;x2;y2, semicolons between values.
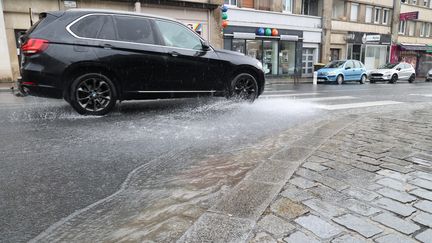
76;77;112;112
232;74;258;101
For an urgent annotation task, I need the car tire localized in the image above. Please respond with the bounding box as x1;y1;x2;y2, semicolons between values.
229;73;258;102
390;74;398;84
359;74;366;84
408;74;416;83
336;75;344;85
69;73;117;115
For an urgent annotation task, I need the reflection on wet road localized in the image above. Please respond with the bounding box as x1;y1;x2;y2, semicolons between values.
0;93;318;242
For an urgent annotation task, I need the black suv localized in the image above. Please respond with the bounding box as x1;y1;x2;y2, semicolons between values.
19;9;265;115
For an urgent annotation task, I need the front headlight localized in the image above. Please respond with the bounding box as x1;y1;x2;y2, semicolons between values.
328;71;337;76
384;71;392;76
256;61;263;70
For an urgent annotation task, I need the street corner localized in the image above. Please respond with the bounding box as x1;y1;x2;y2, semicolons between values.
249;107;432;243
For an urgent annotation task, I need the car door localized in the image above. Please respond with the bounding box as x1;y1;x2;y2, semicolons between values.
353;61;363;79
81;14;166;93
404;63;414;80
153;19;219;92
343;61;355;80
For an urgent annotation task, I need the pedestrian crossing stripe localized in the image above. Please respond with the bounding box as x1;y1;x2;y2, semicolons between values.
315;101;403;110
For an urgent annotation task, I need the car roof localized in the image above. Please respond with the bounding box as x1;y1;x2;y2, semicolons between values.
65;8;177;22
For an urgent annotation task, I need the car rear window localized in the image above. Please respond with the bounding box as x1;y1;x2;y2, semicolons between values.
70;15;105;38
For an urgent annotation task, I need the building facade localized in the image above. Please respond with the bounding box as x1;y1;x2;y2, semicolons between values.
0;0;222;82
321;0;394;70
393;0;432;77
222;0;323;78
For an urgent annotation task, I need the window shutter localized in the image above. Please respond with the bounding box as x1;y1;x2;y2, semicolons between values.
242;0;254;8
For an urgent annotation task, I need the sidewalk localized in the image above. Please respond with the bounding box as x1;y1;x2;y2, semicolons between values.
0;82;15;92
179;107;432;243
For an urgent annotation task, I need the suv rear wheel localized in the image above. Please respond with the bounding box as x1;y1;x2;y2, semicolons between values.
229;73;258;102
69;73;117;115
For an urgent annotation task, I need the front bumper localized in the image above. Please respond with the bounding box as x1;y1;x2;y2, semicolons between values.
317;75;337;82
426;75;432;81
369;74;392;81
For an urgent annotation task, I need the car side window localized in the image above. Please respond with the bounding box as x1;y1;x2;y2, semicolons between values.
357;61;364;69
114;16;156;45
154;20;203;50
345;61;354;69
97;16;116;40
70;15;105;38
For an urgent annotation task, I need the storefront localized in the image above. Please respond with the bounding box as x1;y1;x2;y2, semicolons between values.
345;32;391;70
223;26;302;77
395;44;432;77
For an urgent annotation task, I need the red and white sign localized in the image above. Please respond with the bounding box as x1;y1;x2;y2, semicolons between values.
400;11;419;21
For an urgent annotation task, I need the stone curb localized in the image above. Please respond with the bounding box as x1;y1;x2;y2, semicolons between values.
177;115;360;242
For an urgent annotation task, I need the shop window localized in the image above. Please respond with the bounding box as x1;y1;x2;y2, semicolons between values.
224;0;237;6
365;45;387;70
263;40;279;75
382;9;389;25
232;39;245;54
246;40;263;61
283;0;293;13
365;6;373;23
350;3;359;22
302;0;319;16
408;21;415;36
279;41;296;75
374;8;381;24
399;20;406;35
332;0;345;20
347;44;361;60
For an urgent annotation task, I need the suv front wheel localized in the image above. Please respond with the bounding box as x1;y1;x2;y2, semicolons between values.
69;73;117;115
229;73;258;102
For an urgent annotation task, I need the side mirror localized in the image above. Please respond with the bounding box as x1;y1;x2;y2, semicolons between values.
201;40;211;51
396;68;401;71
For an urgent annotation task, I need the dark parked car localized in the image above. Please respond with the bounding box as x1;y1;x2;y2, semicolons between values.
19;9;265;115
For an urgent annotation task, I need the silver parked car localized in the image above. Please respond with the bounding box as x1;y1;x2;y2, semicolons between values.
369;62;416;83
426;69;432;82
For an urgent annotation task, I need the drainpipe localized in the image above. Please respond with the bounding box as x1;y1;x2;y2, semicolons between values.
390;0;401;63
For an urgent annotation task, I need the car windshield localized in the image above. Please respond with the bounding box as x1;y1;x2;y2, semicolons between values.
324;61;346;68
380;63;398;69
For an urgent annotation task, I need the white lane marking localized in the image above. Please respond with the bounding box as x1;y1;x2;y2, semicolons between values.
409;94;432;97
299;96;357;102
316;101;403;110
261;92;319;98
263;90;294;93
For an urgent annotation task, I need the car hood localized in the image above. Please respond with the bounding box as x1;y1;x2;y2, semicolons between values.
370;69;393;74
214;48;245;56
318;68;339;73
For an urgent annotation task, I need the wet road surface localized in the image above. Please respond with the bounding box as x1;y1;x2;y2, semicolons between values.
1;81;432;242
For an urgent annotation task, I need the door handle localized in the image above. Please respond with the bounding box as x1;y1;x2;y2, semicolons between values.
169;51;179;57
102;43;113;49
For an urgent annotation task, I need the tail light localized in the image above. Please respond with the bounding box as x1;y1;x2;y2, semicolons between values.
21;38;49;55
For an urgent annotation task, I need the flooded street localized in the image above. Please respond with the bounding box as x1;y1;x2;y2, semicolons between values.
0;91;319;242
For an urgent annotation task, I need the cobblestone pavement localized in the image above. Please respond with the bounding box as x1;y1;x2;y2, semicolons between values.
250;109;432;243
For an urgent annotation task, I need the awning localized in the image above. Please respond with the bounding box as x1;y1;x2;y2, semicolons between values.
400;43;432;51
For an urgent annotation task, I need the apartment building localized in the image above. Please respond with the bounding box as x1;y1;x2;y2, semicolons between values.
0;0;222;81
394;0;432;77
321;0;394;70
222;0;323;77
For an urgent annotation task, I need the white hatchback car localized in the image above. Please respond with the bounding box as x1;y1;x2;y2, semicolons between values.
426;68;432;82
369;62;416;83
